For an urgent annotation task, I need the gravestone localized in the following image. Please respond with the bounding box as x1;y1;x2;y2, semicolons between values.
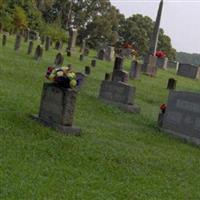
177;63;200;79
83;48;89;56
79;54;84;61
167;60;179;70
105;73;111;81
14;34;21;51
24;28;29;42
157;57;168;70
76;72;86;90
67;50;71;57
41;35;45;44
45;36;51;51
85;66;91;75
97;49;105;60
54;53;64;67
2;34;7;46
158;91;200;146
167;78;177;90
99;57;140;113
91;59;96;67
55;41;62;50
143;55;157;76
80;39;86;54
31;83;81;135
105;46;115;61
129;60;141;79
27;41;34;55
34;45;43;60
29;30;38;40
67;28;77;54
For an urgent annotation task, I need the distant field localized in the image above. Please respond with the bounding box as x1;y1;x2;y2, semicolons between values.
1;35;200;200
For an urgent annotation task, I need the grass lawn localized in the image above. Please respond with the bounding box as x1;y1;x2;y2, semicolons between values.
1;35;200;200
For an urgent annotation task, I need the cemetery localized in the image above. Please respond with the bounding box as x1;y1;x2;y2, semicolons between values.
1;0;200;199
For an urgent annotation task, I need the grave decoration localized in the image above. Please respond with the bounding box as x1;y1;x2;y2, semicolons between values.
31;66;81;135
155;50;168;70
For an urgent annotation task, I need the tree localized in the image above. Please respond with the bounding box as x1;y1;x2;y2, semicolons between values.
13;6;28;29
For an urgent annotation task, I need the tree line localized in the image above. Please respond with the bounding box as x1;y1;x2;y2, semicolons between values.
0;0;176;59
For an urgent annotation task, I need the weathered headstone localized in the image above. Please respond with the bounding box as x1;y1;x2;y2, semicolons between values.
143;55;157;76
80;39;86;54
167;78;177;90
105;46;115;61
105;73;111;81
24;28;29;42
31;83;81;135
91;59;96;67
54;53;64;67
27;41;34;55
85;66;91;75
29;30;39;40
55;41;62;50
177;63;200;79
112;70;129;83
14;34;21;51
34;45;43;60
67;50;71;57
167;60;179;70
79;54;84;61
67;28;77;54
157;57;168;70
129;60;141;79
83;48;89;56
158;91;200;145
2;34;7;47
97;49;105;60
45;36;51;51
113;56;123;71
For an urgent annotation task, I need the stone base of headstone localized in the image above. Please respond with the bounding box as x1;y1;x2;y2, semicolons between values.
142;55;157;76
31;115;81;136
99;80;140;113
31;83;81;135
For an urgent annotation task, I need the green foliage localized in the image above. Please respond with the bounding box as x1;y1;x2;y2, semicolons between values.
40;23;67;42
176;52;200;65
13;6;28;29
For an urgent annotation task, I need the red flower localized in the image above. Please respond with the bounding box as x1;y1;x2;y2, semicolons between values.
160;104;167;113
155;51;166;58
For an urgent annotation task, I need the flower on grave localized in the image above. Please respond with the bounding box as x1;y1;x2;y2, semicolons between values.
45;66;78;89
160;104;167;114
155;51;166;58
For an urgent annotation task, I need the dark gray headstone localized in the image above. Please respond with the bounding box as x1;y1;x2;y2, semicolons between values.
32;83;81;135
97;49;105;60
99;81;140;113
167;60;179;70
14;34;21;51
159;91;200;145
34;45;43;60
91;59;96;67
55;41;62;50
41;35;45;44
27;41;34;55
54;53;64;67
105;46;115;61
177;63;200;79
79;54;84;61
113;57;124;71
76;72;86;90
129;60;141;79
2;34;7;46
105;73;111;81
167;78;177;90
45;36;51;51
85;66;91;75
112;70;128;83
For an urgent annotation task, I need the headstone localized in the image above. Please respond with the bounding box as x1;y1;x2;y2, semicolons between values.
34;45;43;60
67;50;71;57
54;53;64;67
167;60;179;70
45;36;51;51
76;72;86;90
157;57;168;70
112;70;128;83
55;41;62;50
83;48;89;56
143;55;157;76
113;57;124;71
14;34;21;51
2;34;7;47
167;78;177;90
91;59;96;67
79;54;84;61
99;81;140;113
24;28;29;42
27;41;34;55
80;39;86;54
29;30;39;40
31;83;81;135
85;66;91;75
105;73;111;81
177;63;200;79
158;91;200;146
97;49;105;60
67;28;77;54
129;60;141;79
105;46;115;61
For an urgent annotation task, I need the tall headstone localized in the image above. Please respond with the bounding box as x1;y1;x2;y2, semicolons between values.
14;34;21;51
97;49;105;60
34;45;43;60
2;34;7;47
54;53;64;67
142;0;164;73
105;46;115;61
45;36;51;51
27;41;34;55
67;28;77;53
55;41;62;50
80;39;86;54
129;60;141;79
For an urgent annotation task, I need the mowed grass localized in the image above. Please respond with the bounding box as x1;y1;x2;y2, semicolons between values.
0;35;200;200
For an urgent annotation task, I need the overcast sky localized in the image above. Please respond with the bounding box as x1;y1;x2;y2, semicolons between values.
110;0;200;54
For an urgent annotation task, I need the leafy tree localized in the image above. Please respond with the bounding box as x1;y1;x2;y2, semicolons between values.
13;6;28;29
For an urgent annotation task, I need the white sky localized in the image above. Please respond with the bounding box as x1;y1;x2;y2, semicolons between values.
110;0;200;53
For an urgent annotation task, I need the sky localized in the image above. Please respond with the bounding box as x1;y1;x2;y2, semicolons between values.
110;0;200;54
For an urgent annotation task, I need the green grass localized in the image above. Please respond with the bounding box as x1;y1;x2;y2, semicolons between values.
1;35;200;200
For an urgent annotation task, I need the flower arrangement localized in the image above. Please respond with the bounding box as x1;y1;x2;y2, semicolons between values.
155;51;166;58
46;66;77;88
160;104;167;114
